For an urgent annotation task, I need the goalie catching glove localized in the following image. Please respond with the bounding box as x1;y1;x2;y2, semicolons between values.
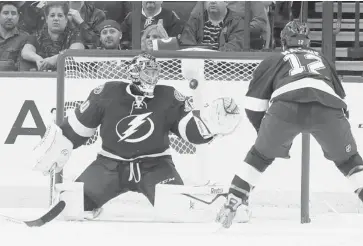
33;122;73;175
194;97;241;139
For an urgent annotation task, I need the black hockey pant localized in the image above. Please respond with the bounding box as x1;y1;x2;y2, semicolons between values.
75;155;183;211
244;101;363;201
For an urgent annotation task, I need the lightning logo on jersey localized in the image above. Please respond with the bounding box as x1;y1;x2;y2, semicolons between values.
116;112;155;143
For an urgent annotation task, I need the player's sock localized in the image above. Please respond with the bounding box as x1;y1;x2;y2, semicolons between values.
229;146;274;201
229;175;251;202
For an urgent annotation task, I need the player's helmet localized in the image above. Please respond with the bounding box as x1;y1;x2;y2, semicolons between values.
126;53;161;97
280;20;310;51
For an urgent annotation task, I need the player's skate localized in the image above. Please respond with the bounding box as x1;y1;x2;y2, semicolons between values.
83;207;103;220
54;182;103;221
215;193;251;228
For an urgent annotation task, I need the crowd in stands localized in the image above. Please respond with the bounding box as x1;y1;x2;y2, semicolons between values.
0;1;297;72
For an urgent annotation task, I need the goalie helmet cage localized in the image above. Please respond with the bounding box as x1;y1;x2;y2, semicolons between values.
55;49;311;222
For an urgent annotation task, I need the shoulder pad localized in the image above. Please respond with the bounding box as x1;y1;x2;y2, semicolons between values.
91;81;122;96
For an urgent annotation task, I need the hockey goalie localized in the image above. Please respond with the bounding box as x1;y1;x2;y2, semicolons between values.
32;53;241;221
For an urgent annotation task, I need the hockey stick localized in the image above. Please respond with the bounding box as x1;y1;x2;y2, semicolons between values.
0;200;66;227
181;193;227;205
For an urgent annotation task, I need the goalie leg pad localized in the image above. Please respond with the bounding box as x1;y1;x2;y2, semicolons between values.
154;184;248;223
33;122;74;175
154;184;228;222
55;182;84;221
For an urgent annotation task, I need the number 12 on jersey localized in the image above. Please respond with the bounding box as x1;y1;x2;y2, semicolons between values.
284;53;326;76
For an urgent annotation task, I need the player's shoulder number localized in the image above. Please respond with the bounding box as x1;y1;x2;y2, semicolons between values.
283;52;326;76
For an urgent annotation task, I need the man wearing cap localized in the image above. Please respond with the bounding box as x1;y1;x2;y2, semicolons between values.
97;19;122;50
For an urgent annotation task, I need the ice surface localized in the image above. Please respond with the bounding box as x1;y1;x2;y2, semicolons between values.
0;208;363;246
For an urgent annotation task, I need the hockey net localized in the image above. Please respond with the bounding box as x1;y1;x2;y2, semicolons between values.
58;50;260;184
57;50;362;221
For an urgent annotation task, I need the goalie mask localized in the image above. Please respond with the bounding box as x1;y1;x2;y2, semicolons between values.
280;20;310;51
127;53;160;98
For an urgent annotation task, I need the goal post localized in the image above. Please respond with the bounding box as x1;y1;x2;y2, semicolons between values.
55;49;311;222
301;133;311;223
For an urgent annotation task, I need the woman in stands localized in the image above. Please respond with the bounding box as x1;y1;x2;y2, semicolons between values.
21;2;84;71
141;20;179;52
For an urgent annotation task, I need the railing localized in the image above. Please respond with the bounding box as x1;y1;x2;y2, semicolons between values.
348;1;363;58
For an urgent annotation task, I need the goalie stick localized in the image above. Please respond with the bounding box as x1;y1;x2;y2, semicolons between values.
0;200;65;227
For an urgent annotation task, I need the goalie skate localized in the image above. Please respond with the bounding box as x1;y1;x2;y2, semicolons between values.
83;208;103;220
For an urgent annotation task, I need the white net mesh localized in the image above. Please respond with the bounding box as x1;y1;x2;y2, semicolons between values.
64;57;259;81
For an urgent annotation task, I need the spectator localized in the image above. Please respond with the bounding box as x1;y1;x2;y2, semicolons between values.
0;1;28;71
141;20;179;52
180;1;244;51
67;1;106;48
21;1;84;71
141;19;167;51
227;1;270;49
97;19;122;50
17;1;45;35
93;20;124;79
189;1;269;50
120;1;184;49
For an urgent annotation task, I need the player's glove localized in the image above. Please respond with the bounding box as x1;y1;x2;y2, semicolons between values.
33;123;73;175
215;193;250;228
194;97;241;139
